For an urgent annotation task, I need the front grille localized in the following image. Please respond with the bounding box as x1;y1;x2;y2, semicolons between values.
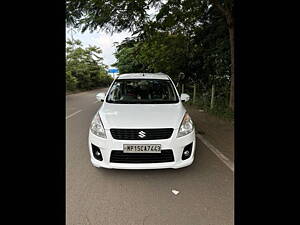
110;128;174;140
110;150;174;163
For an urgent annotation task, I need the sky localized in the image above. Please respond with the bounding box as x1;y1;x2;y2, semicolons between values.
66;28;132;68
65;7;159;69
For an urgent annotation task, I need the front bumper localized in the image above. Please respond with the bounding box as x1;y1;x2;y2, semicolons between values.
88;129;196;169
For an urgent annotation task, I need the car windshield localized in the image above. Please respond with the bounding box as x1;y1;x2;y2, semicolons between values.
106;79;179;104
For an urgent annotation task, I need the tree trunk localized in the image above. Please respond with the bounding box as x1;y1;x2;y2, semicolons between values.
210;0;234;111
193;83;197;104
228;24;234;111
210;83;215;109
181;83;184;94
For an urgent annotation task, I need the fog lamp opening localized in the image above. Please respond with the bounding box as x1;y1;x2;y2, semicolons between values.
182;142;193;160
91;144;103;161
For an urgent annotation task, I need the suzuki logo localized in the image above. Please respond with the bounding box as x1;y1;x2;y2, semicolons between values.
138;131;146;138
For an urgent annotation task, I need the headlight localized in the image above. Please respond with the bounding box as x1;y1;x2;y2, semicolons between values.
177;112;194;138
90;112;106;138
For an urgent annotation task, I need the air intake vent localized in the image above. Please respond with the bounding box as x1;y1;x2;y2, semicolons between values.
110;150;174;163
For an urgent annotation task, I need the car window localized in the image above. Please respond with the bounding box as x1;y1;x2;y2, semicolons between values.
106;79;179;104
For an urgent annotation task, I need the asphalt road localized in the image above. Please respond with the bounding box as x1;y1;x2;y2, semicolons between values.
66;88;234;225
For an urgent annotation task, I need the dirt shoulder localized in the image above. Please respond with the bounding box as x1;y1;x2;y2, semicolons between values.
185;104;234;162
66;89;87;96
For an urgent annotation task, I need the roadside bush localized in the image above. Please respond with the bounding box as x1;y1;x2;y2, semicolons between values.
66;71;78;91
99;72;113;87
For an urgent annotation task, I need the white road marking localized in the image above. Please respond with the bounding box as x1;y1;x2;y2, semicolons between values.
196;133;234;172
66;110;83;119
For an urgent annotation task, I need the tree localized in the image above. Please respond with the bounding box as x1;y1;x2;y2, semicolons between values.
66;38;112;90
66;0;154;33
66;71;78;91
112;45;145;73
209;0;234;110
66;0;234;110
112;32;190;79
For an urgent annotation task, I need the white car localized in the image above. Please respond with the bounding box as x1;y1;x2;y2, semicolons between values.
88;73;196;169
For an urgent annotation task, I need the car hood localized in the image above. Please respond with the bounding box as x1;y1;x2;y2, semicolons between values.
98;103;186;129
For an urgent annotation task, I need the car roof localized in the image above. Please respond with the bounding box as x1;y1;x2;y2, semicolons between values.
117;73;170;80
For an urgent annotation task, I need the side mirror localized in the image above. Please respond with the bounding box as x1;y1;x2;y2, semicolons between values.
96;92;106;102
180;93;190;102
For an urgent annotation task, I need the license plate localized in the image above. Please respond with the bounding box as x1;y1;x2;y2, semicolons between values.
123;144;161;153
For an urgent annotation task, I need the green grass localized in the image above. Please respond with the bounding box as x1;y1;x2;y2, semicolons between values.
185;91;234;122
207;105;234;122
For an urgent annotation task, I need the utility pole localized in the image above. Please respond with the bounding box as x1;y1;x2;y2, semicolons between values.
193;83;197;104
179;72;185;94
210;83;215;109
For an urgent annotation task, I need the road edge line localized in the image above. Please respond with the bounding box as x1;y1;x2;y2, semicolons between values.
66;110;83;120
196;133;234;172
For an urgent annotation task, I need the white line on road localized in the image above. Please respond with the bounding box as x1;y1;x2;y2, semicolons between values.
196;133;234;172
66;110;83;119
